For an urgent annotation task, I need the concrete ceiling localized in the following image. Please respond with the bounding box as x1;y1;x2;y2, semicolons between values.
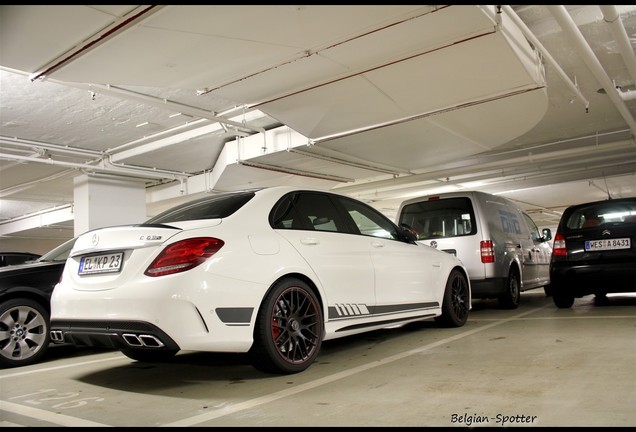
1;5;635;248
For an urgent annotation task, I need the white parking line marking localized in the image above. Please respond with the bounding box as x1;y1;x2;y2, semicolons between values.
163;304;550;426
0;420;25;427
2;304;568;427
0;400;110;427
0;354;126;380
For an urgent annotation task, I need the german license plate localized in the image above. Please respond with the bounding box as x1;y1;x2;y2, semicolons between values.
585;238;630;251
79;252;123;275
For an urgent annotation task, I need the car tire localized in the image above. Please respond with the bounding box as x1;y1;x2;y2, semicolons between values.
249;278;323;374
120;347;178;363
0;298;51;368
552;290;575;308
434;269;470;328
498;269;521;309
544;284;553;297
594;293;609;305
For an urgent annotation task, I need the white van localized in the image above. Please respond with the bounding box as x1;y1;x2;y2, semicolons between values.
396;191;552;308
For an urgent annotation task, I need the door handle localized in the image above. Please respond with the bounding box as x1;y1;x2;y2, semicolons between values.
300;238;319;245
371;241;385;248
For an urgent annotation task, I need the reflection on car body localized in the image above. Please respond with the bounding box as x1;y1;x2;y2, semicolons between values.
51;186;471;374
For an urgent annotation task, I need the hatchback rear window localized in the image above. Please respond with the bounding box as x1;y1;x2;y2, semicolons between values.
145;191;255;223
564;200;636;229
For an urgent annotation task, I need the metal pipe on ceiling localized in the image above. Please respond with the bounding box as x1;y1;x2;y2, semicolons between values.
501;5;590;112
238;160;352;183
0;136;104;158
333;138;636;195
288;148;409;176
87;84;265;135
0;153;188;181
29;6;164;82
0;169;75;199
548;6;636;136
350;152;636;203
599;5;636;86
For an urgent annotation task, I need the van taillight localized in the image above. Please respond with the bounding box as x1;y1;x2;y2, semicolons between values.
553;232;567;256
480;240;494;263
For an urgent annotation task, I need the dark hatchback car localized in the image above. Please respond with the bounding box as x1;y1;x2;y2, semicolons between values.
0;252;41;267
0;238;75;367
550;197;636;308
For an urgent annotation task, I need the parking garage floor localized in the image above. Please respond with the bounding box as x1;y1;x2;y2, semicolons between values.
1;290;634;427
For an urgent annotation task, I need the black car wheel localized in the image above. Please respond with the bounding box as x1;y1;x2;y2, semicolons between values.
498;269;521;309
594;293;609;305
544;284;553;297
250;278;323;374
435;269;470;327
0;298;51;368
552;287;575;308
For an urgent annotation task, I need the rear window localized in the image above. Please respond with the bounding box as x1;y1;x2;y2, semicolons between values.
564;199;636;229
398;197;476;240
0;253;40;266
145;191;255;224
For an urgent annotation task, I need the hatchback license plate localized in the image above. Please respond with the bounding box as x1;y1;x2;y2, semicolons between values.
79;252;123;275
585;238;630;251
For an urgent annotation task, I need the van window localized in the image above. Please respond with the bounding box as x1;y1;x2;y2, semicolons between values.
398;197;476;240
522;213;542;241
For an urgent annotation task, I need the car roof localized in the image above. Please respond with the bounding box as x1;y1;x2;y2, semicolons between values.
564;197;636;211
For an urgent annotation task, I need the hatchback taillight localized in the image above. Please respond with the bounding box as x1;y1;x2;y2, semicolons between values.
480;240;495;263
553;232;567;257
145;237;224;277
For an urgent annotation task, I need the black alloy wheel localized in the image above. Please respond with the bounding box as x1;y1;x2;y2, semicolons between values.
435;269;470;327
250;278;323;374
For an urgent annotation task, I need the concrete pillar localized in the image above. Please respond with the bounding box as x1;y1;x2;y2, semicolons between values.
73;174;146;236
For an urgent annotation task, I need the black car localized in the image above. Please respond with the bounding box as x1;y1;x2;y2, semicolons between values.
550;197;636;308
0;252;41;267
0;238;75;367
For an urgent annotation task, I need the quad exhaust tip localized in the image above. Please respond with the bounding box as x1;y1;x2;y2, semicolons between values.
122;333;165;348
50;330;164;348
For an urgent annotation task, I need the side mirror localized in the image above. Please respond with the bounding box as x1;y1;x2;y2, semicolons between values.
542;228;552;242
399;223;418;243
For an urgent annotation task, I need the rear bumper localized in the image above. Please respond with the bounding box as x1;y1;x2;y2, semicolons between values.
50;319;180;351
550;262;636;297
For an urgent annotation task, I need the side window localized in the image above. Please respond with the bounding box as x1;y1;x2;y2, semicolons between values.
338;196;399;240
270;195;298;229
270;192;347;232
523;213;541;242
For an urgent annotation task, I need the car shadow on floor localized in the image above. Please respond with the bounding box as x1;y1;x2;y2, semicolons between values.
40;344;115;364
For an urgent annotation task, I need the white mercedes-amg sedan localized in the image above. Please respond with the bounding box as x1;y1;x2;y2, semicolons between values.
50;186;470;374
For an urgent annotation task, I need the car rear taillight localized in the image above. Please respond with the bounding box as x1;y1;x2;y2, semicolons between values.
145;237;224;277
480;240;495;263
553;232;567;256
